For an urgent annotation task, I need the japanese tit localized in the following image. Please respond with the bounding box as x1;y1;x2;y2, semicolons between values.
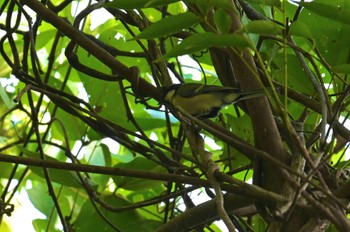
163;83;267;119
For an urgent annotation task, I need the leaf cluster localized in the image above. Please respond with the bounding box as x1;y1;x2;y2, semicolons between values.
0;0;350;231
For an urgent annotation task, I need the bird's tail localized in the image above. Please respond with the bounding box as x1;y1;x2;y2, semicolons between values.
234;87;273;103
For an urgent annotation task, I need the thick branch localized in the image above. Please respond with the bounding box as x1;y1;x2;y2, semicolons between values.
157;194;254;232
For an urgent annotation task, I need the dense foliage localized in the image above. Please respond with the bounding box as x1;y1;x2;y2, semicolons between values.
1;0;350;231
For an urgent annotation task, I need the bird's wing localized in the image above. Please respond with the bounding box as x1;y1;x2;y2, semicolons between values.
177;83;240;97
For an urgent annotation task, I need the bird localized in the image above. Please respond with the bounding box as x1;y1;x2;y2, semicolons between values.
163;83;268;119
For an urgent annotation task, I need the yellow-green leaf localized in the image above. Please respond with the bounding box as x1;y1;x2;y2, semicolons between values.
298;1;350;26
333;64;350;74
105;0;180;9
239;20;283;36
133;12;200;40
164;32;250;58
245;0;282;7
214;8;232;34
289;21;314;39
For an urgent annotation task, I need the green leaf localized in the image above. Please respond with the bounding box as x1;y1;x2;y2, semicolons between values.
0;161;14;179
88;143;111;190
133;12;200;40
239;20;283;36
252;215;267;231
74;194;161;231
245;0;282;7
112;157;166;191
297;1;350;66
30;165;81;188
187;0;233;12
47;78;86;141
27;181;55;216
164;32;250;58
214;8;232;34
101;143;112;167
20;147;82;188
134;117;167;131
0;221;11;232
227;114;254;144
272;53;314;95
333;64;350;74
35;29;56;50
50;107;85;141
0;84;15;109
105;0;180;9
298;1;350;26
220;114;253;169
75;49;135;131
33;219;60;232
289;21;314;39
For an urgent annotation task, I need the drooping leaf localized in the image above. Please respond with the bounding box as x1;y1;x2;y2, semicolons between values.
298;1;350;26
75;49;136;131
0;84;15;109
27;180;55;216
0;221;11;232
239;20;283;36
252;214;268;231
298;3;350;66
213;8;232;34
134;117;167;131
332;64;350;74
187;0;233;13
227;114;254;145
47;78;86;141
164;32;250;58
49;107;85;142
87;143;112;190
245;0;282;7
289;21;314;39
19;147;82;188
35;29;56;51
74;194;161;232
272;53;315;95
112;157;166;191
33;219;60;232
133;12;200;40
105;0;180;9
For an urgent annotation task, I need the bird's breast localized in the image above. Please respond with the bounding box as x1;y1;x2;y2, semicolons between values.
172;93;224;117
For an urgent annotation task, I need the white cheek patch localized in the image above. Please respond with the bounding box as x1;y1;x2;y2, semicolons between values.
164;89;176;103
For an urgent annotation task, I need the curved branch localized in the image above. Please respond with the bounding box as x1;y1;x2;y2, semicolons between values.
21;0;160;100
